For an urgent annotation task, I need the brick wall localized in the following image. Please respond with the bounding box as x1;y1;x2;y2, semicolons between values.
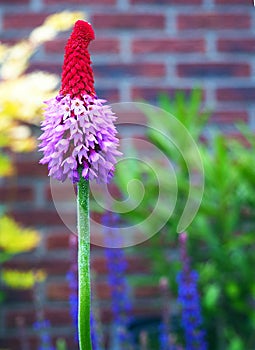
0;0;254;127
0;0;254;348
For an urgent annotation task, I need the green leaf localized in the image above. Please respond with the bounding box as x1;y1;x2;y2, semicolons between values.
56;338;68;350
204;284;220;309
228;336;244;350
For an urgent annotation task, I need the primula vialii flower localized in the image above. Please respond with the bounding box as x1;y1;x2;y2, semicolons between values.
39;20;121;183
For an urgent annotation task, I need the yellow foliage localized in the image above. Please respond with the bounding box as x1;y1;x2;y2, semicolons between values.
0;216;40;254
0;153;14;177
0;71;58;126
1;269;46;289
31;11;84;44
0;41;33;80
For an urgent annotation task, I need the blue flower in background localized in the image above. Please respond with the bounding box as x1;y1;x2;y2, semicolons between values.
33;278;55;350
34;320;55;350
66;269;78;344
159;321;170;350
177;233;207;350
103;212;132;349
90;311;104;350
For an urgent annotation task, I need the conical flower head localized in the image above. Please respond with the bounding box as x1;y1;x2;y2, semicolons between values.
61;20;95;98
39;20;121;183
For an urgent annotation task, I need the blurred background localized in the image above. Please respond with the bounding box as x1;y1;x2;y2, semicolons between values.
0;0;255;349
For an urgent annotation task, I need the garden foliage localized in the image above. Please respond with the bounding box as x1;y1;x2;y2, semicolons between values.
115;89;255;350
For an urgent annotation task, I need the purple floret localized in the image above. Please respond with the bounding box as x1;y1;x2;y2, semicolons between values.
39;94;121;183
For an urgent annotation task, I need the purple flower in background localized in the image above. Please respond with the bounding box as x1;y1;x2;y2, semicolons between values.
39;94;121;183
34;320;55;350
33;277;54;350
159;322;170;350
177;232;207;350
159;277;171;350
103;212;132;347
90;311;104;350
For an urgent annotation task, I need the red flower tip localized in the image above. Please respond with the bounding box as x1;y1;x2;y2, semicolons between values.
73;20;95;45
60;20;96;99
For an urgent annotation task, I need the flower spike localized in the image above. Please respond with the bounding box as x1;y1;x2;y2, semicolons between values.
39;20;121;184
61;20;95;98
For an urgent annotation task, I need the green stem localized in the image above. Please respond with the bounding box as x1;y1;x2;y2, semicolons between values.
77;175;92;350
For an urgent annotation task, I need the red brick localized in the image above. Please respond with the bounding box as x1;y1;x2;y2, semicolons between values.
46;282;114;301
112;109;147;124
3;13;48;30
4;258;70;275
46;232;70;250
210;110;249;123
6;309;35;328
45;0;115;4
216;87;255;102
47;282;70;301
92;256;151;274
178;13;251;30
15;159;48;177
45;38;120;55
45;183;76;202
0;0;28;3
0;337;39;350
10;209;75;227
131;87;194;102
38;257;71;275
45;308;72;326
177;62;250;78
94;63;166;78
132;307;161;318
131;0;201;3
96;281;157;300
215;0;252;4
135;285;160;298
100;305;160;323
0;185;34;202
101;305;160;323
0;337;21;350
90;38;120;54
92;14;165;30
218;38;255;53
4;288;33;303
124;256;152;274
132;38;205;54
44;38;66;54
95;88;120;102
226;132;251;147
96;283;111;299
